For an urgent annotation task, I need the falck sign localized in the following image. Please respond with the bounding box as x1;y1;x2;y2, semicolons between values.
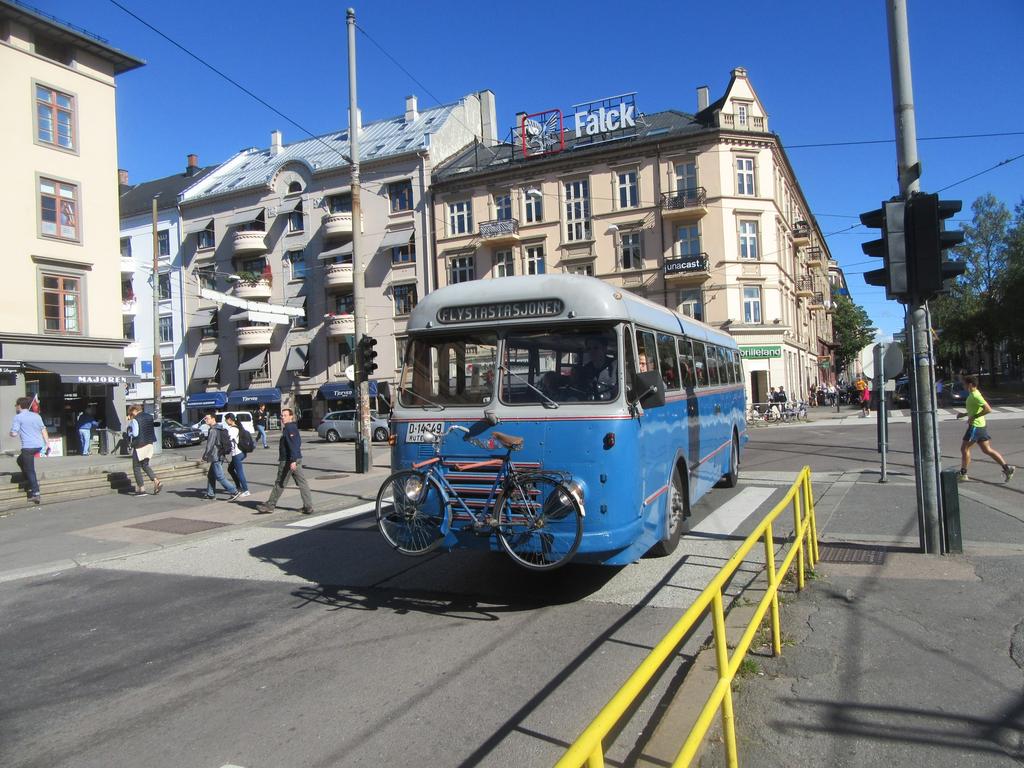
519;93;641;159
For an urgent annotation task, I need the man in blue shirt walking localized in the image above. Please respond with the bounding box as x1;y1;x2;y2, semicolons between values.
10;397;49;504
256;407;314;514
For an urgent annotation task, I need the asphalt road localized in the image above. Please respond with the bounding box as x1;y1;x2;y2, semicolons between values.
2;413;1021;768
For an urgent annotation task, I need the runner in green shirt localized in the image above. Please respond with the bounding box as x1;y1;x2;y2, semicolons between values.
956;375;1014;482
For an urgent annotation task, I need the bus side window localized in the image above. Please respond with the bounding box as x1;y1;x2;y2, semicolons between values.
635;329;657;376
656;333;681;391
719;346;734;384
691;341;708;387
733;349;743;383
677;338;696;388
706;344;721;386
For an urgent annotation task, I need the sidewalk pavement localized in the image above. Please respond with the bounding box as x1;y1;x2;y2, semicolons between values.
699;470;1024;767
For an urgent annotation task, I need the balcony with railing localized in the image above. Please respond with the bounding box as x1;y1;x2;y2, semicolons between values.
233;278;272;301
792;222;811;245
795;276;815;297
120;256;136;273
237;325;274;347
323;212;354;239
806;247;825;269
809;292;826;310
660;188;707;220
479;218;520;244
324;263;354;291
327;314;355;337
233;229;268;256
663;252;710;283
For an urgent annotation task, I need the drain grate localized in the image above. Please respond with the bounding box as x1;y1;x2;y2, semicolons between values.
817;543;888;565
127;517;230;535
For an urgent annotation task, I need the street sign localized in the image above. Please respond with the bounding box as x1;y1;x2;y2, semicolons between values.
882;343;904;380
344;364;355;383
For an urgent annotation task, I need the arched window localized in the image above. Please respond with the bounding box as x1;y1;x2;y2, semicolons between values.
287;181;302;194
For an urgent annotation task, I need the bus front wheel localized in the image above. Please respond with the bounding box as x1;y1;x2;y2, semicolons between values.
722;433;740;488
650;465;688;557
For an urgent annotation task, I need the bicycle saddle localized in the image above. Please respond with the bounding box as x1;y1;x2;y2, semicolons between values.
490;431;524;450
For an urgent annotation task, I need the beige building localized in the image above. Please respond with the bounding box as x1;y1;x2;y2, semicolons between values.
431;69;839;406
178;92;496;424
0;1;143;455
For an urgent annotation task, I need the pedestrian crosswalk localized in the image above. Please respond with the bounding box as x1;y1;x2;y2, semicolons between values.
887;405;1024;419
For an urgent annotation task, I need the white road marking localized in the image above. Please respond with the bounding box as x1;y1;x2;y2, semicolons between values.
286;499;385;529
690;486;776;536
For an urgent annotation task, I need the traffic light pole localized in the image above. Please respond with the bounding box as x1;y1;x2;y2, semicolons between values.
347;8;371;473
887;0;942;552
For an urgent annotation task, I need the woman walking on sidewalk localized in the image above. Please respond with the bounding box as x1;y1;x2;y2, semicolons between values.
224;413;250;497
957;375;1015;482
126;405;162;496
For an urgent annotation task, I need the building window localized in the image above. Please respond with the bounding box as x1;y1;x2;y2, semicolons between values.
395;337;408;368
329;193;352;213
389;180;413;213
621;231;642;270
39;177;78;241
197;224;215;250
41;274;81;334
392;238;415;265
743;285;762;324
158;229;170;257
393;284;417;316
617;170;638;209
123;317;135;341
739;220;759;260
448;200;472;235
675;161;697;194
288;181;302;194
287;202;304;233
287;249;307;280
494;249;514;277
524;190;543;223
676;223;701;257
564;179;591;242
736;157;756;196
161;360;174;389
450;254;475;284
159;315;173;344
736;102;748;128
678;289;703;322
241;257;266;274
158;273;171;301
494;193;512;222
569;263;594;276
201;311;218;339
334;294;355;315
526;245;545;275
35;84;75;150
196;268;216;291
120;237;132;259
337;342;352;370
121;277;134;303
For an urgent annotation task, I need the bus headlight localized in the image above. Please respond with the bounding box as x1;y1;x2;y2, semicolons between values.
563;479;585;517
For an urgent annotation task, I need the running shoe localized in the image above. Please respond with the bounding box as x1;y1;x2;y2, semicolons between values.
1004;465;1016;483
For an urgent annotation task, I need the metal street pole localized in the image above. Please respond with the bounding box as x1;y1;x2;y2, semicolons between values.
347;7;371;473
151;195;162;420
887;0;941;552
874;344;888;483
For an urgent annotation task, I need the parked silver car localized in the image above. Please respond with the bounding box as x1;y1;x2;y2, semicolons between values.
317;410;390;442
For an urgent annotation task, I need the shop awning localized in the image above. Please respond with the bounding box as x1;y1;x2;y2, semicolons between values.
184;218;214;235
378;228;413;250
230;309;290;325
192;354;220;380
26;362;139;384
318;242;353;261
285;345;308;372
0;360;24;375
318;380;378;399
227;207;265;226
185;391;228;409
237;350;268;372
227;387;282;405
193;308;216;326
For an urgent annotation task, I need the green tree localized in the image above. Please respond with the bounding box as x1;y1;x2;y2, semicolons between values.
831;294;876;377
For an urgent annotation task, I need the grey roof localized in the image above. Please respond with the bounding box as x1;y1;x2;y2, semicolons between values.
119;167;214;219
433;110;709;184
0;0;145;74
183;101;460;204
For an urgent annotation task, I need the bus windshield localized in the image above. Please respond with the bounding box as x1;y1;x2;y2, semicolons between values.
399;333;497;408
501;327;619;404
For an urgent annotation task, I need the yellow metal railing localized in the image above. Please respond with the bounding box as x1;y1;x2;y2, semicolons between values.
557;466;819;768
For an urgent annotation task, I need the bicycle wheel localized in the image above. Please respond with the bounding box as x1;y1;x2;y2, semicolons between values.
496;474;583;571
376;470;446;556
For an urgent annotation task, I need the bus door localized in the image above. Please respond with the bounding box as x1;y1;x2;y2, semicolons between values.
632;329;666;518
689;339;719;494
678;338;701;480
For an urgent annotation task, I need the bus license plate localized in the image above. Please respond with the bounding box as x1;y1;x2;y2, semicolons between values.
406;422;443;443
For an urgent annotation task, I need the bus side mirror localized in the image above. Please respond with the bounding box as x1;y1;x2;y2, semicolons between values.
635;371;666;409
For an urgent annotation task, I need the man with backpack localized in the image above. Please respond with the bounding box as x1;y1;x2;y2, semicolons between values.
224;413;252;497
201;413;240;501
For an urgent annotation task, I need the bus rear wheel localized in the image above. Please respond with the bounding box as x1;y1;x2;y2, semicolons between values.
650;465;688;556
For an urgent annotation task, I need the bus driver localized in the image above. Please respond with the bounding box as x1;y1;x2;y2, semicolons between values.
576;335;618;400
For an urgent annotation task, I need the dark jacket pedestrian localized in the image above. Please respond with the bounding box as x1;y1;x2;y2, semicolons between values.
201;413;239;500
257;407;314;514
127;406;161;496
254;404;269;449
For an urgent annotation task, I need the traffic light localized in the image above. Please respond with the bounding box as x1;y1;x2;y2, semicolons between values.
357;335;379;376
861;198;908;301
906;192;966;302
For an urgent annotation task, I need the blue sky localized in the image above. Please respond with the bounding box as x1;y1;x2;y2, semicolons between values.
38;0;1024;338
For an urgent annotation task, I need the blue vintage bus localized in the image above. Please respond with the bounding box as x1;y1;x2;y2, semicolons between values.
387;274;747;566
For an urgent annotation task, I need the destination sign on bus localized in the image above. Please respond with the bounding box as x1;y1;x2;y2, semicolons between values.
436;299;564;324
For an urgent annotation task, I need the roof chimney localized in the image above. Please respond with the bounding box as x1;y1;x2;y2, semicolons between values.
405;94;418;123
118;168;129;186
697;86;709;112
185;153;199;176
270;130;283;156
478;90;497;146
